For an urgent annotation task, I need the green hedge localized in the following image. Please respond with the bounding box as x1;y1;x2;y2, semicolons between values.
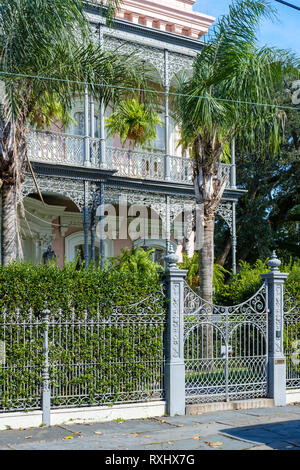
214;258;300;305
0;260;162;313
0;261;165;411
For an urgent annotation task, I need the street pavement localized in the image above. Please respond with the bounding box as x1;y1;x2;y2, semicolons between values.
0;405;300;451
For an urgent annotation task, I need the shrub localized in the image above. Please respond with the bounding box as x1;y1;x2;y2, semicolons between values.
106;246;162;281
181;252;299;306
0;257;162;314
214;258;300;306
0;259;165;410
105;98;163;149
178;252;230;295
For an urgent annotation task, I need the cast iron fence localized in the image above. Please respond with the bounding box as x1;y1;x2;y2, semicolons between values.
0;291;166;412
284;288;300;389
184;282;269;404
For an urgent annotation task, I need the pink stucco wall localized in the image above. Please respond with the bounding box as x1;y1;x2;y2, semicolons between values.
114;238;133;256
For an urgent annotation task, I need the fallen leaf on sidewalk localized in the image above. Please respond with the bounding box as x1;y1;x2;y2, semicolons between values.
129;433;140;437
204;441;223;447
25;436;32;439
177;424;184;427
192;436;202;440
63;436;74;440
94;432;103;435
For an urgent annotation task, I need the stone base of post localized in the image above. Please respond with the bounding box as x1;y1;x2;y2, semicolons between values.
42;390;51;427
165;362;186;416
268;356;287;406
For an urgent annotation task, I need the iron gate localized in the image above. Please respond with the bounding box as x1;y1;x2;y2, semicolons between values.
184;282;268;404
284;288;300;389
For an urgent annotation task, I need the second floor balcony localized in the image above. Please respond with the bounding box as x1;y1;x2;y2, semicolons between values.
27;129;234;188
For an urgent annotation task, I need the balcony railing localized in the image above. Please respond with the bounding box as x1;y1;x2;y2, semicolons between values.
27;130;232;187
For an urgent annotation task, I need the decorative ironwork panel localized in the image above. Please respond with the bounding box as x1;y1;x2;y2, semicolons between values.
104;186;196;231
103;36;165;81
22;175;86;210
48;291;166;408
28;131;85;166
106;147;165;181
169;155;193;184
0;292;166;412
184;282;268;404
0;309;44;411
168;51;194;87
216;201;233;232
284;288;300;389
102;37;196;87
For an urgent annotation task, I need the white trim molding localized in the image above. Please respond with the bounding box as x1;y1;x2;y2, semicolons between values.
65;231;114;262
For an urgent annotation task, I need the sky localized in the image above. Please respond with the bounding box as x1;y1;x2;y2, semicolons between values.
194;0;300;55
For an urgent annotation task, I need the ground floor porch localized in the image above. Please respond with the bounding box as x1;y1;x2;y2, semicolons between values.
0;169;241;270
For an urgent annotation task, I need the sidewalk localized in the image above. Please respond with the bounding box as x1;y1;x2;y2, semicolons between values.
0;405;299;450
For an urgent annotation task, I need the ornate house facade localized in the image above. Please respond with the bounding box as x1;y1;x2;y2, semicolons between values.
16;0;243;270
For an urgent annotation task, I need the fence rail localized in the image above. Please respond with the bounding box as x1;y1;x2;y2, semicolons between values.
0;292;166;414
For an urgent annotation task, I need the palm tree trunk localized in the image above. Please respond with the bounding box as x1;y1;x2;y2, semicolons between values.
1;182;17;265
198;213;215;359
199;214;215;303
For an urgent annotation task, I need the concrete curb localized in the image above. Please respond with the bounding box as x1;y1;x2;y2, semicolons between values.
0;401;167;430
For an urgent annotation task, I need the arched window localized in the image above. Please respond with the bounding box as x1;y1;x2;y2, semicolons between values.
65;232;114;264
67;100;113;146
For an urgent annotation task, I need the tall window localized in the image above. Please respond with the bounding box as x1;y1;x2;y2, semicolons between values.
73;112;99;138
151;118;165;151
69;104;113;146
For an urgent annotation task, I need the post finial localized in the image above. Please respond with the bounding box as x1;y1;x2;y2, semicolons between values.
164;245;179;269
267;251;281;272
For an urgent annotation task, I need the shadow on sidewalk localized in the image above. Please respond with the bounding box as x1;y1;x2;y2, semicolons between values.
220;420;300;450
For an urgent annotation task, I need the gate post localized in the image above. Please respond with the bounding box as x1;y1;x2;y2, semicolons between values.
261;251;289;406
164;247;187;416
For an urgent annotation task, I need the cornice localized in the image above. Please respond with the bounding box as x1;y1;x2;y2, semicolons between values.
84;1;214;42
88;14;205;53
117;0;215;27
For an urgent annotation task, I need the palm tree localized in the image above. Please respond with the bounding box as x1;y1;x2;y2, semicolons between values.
175;0;298;303
0;0;146;265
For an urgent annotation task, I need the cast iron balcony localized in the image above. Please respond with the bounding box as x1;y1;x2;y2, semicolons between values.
27;129;232;187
